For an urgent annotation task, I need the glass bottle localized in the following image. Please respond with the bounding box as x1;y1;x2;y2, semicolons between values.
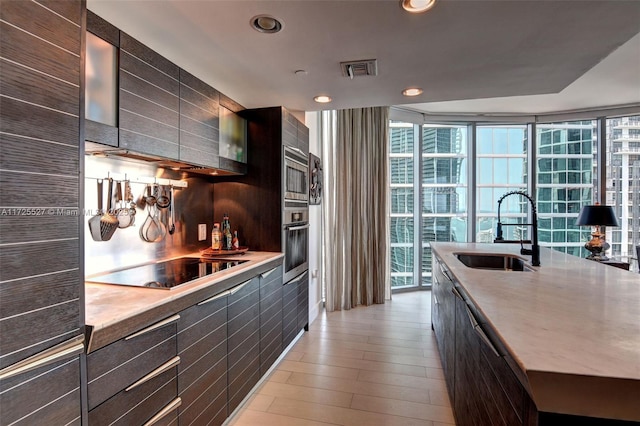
211;223;222;250
232;230;239;249
222;213;232;250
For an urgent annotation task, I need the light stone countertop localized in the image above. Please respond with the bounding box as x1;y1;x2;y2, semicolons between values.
431;242;640;421
84;251;283;351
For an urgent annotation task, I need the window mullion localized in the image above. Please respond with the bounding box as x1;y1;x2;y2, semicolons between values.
414;123;422;287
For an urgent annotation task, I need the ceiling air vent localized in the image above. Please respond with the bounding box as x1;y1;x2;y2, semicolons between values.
340;59;378;79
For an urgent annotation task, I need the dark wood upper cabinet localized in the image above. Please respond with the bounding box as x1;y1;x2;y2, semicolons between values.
118;32;180;158
179;69;220;168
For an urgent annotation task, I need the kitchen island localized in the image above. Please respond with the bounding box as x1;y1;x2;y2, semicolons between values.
431;242;640;424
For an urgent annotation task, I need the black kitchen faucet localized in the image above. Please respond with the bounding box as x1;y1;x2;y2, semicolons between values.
494;191;541;266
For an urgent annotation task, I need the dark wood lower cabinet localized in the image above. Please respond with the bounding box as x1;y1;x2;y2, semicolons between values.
259;265;284;375
177;291;228;426
297;271;310;332
0;355;82;425
282;275;300;349
86;315;180;425
83;260;300;426
227;276;261;414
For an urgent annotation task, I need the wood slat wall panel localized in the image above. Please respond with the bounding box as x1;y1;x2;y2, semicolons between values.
0;356;81;426
1;0;80;54
0;301;80;368
35;0;82;25
0;0;81;419
0;96;79;146
0;270;79;318
120;32;179;80
0;21;79;85
0;239;78;282
0;133;79;177
0;59;79;115
0;172;78;207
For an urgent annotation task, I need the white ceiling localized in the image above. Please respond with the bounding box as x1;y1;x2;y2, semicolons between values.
88;0;640;116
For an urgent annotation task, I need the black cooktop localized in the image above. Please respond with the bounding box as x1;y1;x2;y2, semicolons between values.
87;257;248;289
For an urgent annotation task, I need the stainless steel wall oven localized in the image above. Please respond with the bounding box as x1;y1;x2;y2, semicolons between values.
283;205;309;282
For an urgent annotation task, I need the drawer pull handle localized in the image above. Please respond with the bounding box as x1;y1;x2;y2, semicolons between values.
260;267;278;279
463;304;501;358
125;314;181;341
285;271;308;286
441;267;453;282
197;290;231;305
433;294;438;305
126;356;180;392
451;286;463;300
143;397;182;426
0;335;84;380
230;279;252;295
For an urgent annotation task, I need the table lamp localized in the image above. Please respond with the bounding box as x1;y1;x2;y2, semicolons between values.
575;204;620;261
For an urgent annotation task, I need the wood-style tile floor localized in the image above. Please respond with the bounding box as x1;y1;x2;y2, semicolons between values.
227;291;455;426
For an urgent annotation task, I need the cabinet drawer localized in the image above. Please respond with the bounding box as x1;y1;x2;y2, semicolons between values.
0;354;81;425
87;316;178;409
88;366;179;426
480;341;525;422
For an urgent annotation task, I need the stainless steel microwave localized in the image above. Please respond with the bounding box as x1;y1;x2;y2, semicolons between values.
284;147;309;203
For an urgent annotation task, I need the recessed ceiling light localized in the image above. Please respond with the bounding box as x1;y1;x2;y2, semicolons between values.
251;15;283;33
402;87;423;97
314;95;332;103
401;0;437;13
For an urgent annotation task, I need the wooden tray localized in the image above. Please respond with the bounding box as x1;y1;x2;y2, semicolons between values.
200;247;249;257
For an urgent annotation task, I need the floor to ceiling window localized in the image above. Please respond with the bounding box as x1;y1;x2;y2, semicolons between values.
422;125;468;286
389;121;416;288
387;113;640;289
536;121;597;256
476;125;528;242
606;115;640;270
390;122;468;289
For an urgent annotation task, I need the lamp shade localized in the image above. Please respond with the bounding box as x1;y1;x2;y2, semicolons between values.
575;205;620;227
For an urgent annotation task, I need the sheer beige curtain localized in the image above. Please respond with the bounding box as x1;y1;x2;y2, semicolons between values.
321;107;390;311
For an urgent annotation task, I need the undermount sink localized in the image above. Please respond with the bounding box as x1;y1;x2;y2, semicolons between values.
455;253;534;272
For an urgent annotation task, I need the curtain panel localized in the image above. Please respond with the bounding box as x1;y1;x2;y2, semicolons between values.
322;107;390;311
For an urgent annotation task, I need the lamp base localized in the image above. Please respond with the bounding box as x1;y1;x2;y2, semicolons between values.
584;232;610;261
